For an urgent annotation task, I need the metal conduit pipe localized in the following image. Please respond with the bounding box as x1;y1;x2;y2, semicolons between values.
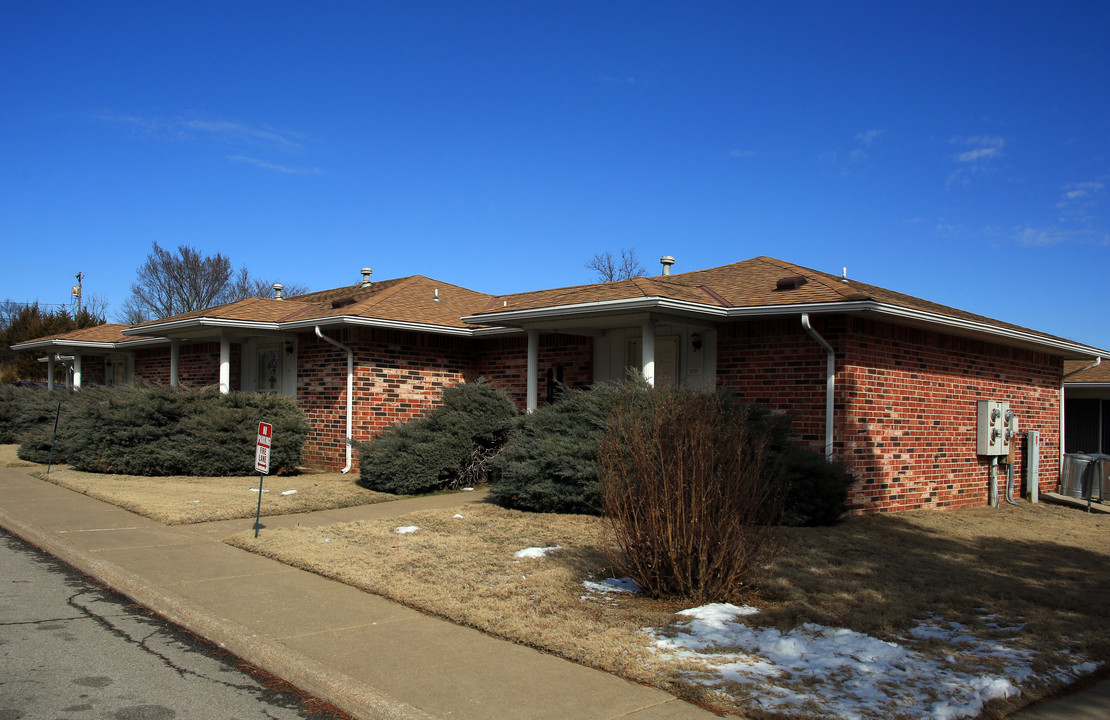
801;313;835;462
315;326;353;474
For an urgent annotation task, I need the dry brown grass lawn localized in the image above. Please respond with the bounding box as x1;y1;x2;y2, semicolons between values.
2;445;396;524
228;500;1110;719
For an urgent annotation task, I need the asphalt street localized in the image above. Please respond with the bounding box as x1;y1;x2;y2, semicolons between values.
0;528;347;720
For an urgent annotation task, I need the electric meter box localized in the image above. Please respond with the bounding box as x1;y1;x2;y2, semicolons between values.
976;400;1010;456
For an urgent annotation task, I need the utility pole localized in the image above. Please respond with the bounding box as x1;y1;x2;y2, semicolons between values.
72;272;83;314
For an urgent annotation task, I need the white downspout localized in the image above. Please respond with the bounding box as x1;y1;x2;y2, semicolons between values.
315;326;353;473
526;330;539;413
801;314;835;462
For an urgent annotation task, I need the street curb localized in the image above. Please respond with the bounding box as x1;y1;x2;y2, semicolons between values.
0;505;438;720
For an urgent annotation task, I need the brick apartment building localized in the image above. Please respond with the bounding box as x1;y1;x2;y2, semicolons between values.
14;256;1107;513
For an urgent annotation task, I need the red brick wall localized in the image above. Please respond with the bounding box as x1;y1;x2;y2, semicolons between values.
79;356;106;386
717;315;1064;514
299;330;592;471
839;318;1062;513
297;328;477;471
474;334;593;409
134;342;241;391
716;317;830;452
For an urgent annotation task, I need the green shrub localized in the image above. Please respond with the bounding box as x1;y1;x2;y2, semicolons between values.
356;380;517;494
777;446;856;526
2;384;75;456
18;384;308;475
599;384;785;601
489;381;639;514
489;379;854;525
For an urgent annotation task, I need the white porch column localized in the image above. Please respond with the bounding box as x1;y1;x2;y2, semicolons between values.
526;330;539;413
170;339;180;389
47;355;55;390
219;337;230;394
73;353;82;389
641;320;656;387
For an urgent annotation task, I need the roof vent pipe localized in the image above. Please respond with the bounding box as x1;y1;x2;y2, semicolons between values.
660;256;675;275
272;283;284;300
360;268;373;287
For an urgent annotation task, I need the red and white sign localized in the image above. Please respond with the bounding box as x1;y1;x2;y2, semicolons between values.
255;422;273;474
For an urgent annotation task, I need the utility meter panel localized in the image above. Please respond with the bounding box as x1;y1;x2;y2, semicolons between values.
976;400;1010;456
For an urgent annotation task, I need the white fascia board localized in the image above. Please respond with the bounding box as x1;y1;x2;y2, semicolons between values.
121;318;282;336
1065;382;1110;389
116;337;171;349
862;302;1109;358
465;295;1108;358
11;339;116;352
286;315;482;337
462;297;728;325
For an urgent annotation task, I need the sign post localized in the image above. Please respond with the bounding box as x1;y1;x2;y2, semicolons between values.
254;422;272;537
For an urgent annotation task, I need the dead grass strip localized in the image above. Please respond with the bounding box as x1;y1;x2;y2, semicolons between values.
227;500;1110;719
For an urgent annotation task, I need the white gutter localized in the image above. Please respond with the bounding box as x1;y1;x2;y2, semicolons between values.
801;313;836;461
11;337;168;352
123;315;519;339
314;326;354;474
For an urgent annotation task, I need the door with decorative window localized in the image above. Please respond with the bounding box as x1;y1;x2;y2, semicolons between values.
256;344;283;393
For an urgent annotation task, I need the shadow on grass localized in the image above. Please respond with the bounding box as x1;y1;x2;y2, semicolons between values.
760;505;1110;666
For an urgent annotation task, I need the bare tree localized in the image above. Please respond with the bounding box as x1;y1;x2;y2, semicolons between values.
121;242;308;323
586;248;646;282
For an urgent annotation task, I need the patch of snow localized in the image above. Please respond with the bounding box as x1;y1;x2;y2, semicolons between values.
281;489;297;496
461;487;475;492
187;500;200;504
395;525;420;534
645;607;1090;720
582;577;642;594
453;514;465;519
514;546;562;558
249;488;270;493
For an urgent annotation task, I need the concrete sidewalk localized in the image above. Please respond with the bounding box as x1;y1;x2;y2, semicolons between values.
0;465;711;720
0;464;1104;720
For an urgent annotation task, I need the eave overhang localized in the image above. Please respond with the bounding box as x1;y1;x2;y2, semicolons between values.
464;296;1109;360
11;336;167;353
121;315;522;340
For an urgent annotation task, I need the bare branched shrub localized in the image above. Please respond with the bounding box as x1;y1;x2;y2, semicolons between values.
599;386;785;602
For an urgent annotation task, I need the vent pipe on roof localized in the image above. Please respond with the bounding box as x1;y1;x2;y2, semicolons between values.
360;268;373;287
272;283;284;300
660;256;675;275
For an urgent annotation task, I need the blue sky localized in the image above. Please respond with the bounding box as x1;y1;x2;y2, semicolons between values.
2;2;1109;349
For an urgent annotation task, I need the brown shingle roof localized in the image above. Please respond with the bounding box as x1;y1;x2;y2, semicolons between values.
472;256;1085;347
17;323;156;345
131;276;495;330
1065;360;1110;382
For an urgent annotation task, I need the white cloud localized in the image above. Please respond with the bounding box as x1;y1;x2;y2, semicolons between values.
228;155;321;174
855;129;882;146
98;111;306;152
1062;181;1104;200
181;120;303;150
1015;226;1065;246
956;147;1001;163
